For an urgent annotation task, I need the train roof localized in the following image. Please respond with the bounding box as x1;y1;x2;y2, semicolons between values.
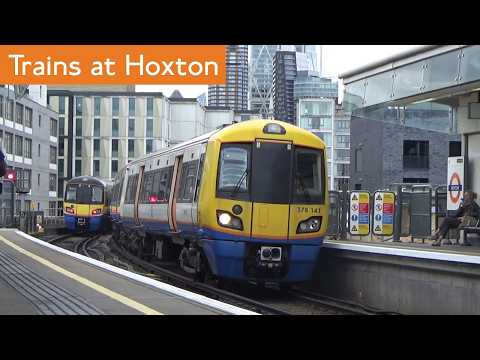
124;120;326;169
67;176;110;187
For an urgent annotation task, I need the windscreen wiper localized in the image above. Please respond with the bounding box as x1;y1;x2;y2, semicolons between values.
230;169;248;198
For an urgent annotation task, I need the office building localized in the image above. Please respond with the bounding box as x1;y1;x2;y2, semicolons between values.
272;51;297;123
0;85;59;215
208;45;248;110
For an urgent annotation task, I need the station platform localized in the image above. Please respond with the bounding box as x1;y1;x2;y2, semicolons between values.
0;229;256;315
324;238;480;264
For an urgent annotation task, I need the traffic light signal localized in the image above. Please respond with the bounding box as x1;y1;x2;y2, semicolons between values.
5;169;16;182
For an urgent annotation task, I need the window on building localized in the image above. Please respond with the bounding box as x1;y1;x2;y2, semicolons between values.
128;118;135;137
59;117;65;136
15;103;23;124
58;181;64;201
25;107;32;128
15;135;23;156
336;135;350;148
48;201;56;216
59;96;66;114
128;139;135;158
15;199;21;215
112;97;119;116
336;164;349;177
75;117;82;136
147;97;154;117
129;98;135;116
4;132;12;154
112;139;118;157
49;174;56;191
59;137;64;157
75;96;83;116
112;118;119;137
50;146;57;164
24;138;32;159
93;160;100;177
75;160;82;177
146;139;153;154
38;143;41;157
146;118;153;137
38;114;41;127
403;177;429;184
7;99;14;120
94;118;100;137
94;139;100;157
58;159;64;177
37;173;40;186
403;140;429;169
24;200;32;212
75;139;82;156
0;95;3;117
111;160;118;177
50;118;58;137
94;97;101;116
354;149;363;172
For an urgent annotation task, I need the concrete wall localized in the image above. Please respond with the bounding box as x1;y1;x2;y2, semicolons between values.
304;247;480;314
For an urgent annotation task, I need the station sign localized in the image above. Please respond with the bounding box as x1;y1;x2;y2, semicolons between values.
447;156;464;211
349;191;370;236
372;191;395;236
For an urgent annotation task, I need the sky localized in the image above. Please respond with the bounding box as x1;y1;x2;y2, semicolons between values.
136;45;424;100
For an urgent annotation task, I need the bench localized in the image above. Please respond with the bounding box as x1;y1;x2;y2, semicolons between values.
457;219;480;246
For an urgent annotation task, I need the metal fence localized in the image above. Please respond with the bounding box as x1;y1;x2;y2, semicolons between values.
326;184;449;242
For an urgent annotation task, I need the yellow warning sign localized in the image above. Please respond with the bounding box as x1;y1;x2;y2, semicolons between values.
359;193;369;203
351;225;357;232
352;194;358;201
375;225;381;232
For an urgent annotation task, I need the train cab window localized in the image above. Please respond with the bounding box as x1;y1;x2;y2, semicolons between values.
65;184;77;202
217;145;250;200
293;147;325;204
92;186;103;204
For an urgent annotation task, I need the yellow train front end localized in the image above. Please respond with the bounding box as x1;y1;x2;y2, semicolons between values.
64;177;109;233
197;120;328;284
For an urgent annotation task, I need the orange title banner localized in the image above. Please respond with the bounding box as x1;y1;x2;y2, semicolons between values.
0;45;226;84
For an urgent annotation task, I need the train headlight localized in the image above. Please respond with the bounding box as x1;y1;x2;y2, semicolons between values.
217;210;243;231
92;209;102;215
65;207;74;214
263;123;286;135
296;216;322;234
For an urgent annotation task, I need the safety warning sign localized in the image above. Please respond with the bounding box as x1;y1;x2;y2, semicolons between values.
349;191;370;236
372;191;395;236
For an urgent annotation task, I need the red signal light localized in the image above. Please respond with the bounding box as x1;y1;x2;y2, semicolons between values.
6;170;16;181
149;195;158;203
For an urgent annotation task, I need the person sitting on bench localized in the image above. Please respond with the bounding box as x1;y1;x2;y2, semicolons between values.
432;191;480;246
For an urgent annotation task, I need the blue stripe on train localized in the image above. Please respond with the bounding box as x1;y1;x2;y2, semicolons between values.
117;217;322;283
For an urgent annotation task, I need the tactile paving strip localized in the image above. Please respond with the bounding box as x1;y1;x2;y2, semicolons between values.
0;249;104;315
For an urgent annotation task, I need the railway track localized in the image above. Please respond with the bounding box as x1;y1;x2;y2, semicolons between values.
109;237;289;315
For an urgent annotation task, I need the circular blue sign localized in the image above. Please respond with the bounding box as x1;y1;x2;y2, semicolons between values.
375;214;382;221
351;214;358;221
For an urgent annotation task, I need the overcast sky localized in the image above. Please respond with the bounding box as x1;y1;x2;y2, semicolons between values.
136;45;424;100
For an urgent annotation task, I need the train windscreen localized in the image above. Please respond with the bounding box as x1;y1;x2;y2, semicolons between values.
65;183;104;204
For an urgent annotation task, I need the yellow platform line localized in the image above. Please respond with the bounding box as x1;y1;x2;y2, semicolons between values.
0;234;163;315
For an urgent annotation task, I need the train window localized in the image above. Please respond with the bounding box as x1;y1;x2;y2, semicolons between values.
178;162;198;203
293;147;325;204
65;184;77;202
92;186;103;204
194;154;205;202
217;145;250;201
141;172;154;203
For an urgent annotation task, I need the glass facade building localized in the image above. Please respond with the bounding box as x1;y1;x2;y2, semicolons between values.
208;45;248;110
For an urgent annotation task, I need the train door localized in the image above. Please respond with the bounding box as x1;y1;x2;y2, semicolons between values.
250;140;293;240
191;151;205;226
134;165;145;225
168;155;183;232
